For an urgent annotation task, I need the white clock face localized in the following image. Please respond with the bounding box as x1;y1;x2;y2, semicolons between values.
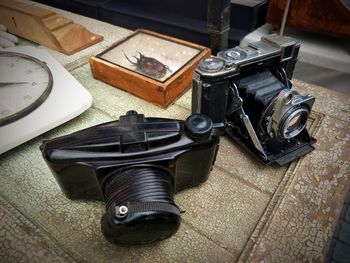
0;52;52;126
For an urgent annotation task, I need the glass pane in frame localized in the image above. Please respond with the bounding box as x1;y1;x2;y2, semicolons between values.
98;31;202;83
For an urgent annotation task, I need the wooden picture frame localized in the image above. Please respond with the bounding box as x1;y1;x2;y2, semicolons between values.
89;29;211;108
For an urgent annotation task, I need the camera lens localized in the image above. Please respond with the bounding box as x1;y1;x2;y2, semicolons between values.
198;57;224;73
280;107;309;139
101;165;181;244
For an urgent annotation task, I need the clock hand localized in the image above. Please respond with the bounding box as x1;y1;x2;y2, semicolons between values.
0;82;29;87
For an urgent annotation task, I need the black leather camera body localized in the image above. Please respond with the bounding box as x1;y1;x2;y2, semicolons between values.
41;111;219;245
192;34;316;165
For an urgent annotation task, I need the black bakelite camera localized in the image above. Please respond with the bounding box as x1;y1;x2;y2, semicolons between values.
41;111;219;244
192;34;316;165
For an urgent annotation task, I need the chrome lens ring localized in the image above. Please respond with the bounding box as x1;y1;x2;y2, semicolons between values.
280;107;309;139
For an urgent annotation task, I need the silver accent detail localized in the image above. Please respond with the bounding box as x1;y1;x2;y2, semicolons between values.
241;114;267;159
198;57;224;73
230;84;267;159
195;34;300;79
268;89;314;139
119;206;128;216
218;48;248;61
281;107;309;139
193;72;202;113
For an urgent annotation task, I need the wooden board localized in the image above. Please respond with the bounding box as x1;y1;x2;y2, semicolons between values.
0;0;103;55
89;29;211;108
42;14;72;31
267;0;350;39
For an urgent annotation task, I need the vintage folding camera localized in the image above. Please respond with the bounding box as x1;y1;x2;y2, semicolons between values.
41;111;219;244
192;34;316;165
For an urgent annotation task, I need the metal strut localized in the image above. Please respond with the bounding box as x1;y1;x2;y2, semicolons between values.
228;83;268;160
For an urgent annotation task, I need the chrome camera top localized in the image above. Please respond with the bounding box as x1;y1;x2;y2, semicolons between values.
192;34;316;165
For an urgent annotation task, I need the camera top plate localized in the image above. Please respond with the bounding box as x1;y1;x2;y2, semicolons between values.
195;34;300;79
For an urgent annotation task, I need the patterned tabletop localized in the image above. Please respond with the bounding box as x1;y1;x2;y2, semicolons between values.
0;1;349;262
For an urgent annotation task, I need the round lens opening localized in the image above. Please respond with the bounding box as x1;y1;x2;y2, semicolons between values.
287;114;301;130
281;107;309;139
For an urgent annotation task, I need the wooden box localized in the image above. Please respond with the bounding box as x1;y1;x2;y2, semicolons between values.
89;29;210;108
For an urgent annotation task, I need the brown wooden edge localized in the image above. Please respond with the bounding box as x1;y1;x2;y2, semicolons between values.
163;48;210;107
90;29;211;108
89;56;169;106
0;0;104;55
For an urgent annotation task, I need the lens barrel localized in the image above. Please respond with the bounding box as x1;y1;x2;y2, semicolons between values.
101;166;181;244
279;106;309;139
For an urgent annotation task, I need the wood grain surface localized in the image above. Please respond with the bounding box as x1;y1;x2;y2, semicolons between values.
267;0;350;39
0;0;103;54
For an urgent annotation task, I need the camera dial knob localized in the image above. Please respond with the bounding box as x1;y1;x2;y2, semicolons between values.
185;114;213;139
218;48;248;62
198;57;224;73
